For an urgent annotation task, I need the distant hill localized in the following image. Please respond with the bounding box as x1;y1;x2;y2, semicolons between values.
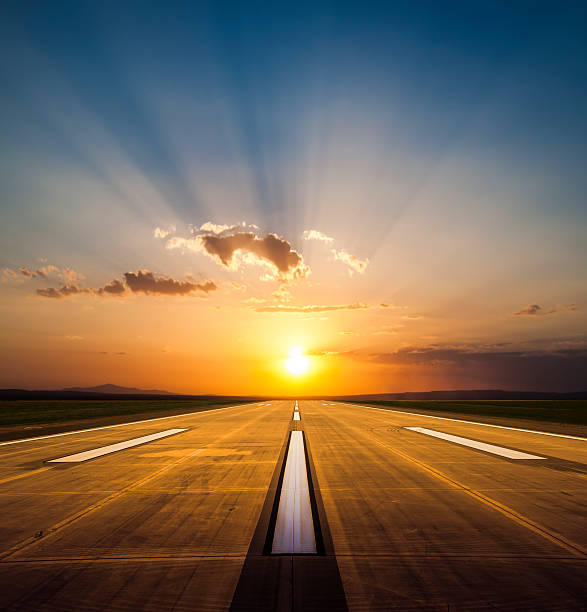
60;383;172;395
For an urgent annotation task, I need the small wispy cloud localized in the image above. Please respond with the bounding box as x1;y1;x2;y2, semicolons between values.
331;248;369;275
514;303;579;316
254;302;368;313
4;264;85;282
272;286;292;303
302;229;334;243
302;229;369;276
154;225;175;239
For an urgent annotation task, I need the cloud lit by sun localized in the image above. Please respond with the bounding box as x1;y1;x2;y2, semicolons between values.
285;347;309;376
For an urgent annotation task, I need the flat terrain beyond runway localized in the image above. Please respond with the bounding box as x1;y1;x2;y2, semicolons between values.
0;401;585;610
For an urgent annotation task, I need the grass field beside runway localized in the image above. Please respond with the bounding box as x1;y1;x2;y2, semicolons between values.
348;400;587;425
0;399;257;428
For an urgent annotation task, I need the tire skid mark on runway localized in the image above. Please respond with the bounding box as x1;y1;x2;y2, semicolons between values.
365;435;587;558
0;466;52;486
2;553;583;566
0;405;284;562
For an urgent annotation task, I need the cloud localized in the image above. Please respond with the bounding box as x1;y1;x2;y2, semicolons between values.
163;224;309;282
198;222;238;234
272;286;292;303
64;268;86;281
331;343;587;391
96;279;126;295
123;270;218;295
198;232;309;281
331;248;368;275
2;268;18;280
36;283;88;298
254;302;368;313
514;303;579;316
37;270;218;299
65;335;84;341
373;328;400;335
6;264;85;282
303;229;334;243
301;230;369;276
154;226;175;239
19;265;60;278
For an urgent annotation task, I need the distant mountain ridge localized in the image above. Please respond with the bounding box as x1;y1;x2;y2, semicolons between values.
60;383;172;395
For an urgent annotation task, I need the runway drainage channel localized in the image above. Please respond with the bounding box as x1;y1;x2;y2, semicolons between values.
230;404;347;611
270;430;316;554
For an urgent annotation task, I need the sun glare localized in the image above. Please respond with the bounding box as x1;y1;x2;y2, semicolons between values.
285;346;309;376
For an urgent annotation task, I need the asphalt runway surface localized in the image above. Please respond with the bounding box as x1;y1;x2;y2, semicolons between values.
0;400;585;610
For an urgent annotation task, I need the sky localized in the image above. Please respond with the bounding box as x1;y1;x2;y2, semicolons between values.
1;1;586;394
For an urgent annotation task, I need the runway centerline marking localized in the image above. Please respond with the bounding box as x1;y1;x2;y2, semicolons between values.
48;429;188;463
272;431;316;554
293;412;301;421
406;427;545;460
347;403;587;441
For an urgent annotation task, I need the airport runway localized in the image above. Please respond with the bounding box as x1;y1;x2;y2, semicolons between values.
0;400;585;610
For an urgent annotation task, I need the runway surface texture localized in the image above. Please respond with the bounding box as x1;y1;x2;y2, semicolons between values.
0;400;585;610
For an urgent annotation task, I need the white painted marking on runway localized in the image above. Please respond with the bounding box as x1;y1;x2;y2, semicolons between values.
293;412;301;421
48;429;188;463
405;427;545;459
272;431;316;554
345;404;587;442
0;403;251;447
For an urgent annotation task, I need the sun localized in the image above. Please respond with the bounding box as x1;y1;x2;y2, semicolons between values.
285;346;309;376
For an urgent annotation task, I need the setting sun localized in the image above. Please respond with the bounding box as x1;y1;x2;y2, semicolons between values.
285;347;310;376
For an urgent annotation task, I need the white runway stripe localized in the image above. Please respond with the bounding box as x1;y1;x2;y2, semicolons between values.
48;428;188;463
272;431;316;554
0;404;250;448
351;404;587;442
406;427;545;460
293;412;301;421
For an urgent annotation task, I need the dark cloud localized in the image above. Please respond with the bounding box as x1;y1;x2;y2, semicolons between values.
199;232;309;280
20;266;59;278
255;303;368;313
36;283;88;298
514;303;579;316
515;304;550;316
124;270;217;295
96;279;126;295
37;270;218;298
338;345;587;392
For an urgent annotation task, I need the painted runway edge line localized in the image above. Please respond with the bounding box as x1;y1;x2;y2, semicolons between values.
0;403;254;447
405;427;545;460
48;428;188;463
271;430;317;554
349;404;587;441
293;412;301;421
